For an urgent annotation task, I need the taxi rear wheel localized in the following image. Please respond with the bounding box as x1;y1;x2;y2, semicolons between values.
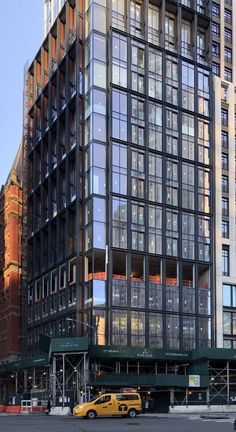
128;409;137;418
86;410;96;419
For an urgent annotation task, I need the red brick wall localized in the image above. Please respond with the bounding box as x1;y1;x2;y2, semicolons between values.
0;171;22;362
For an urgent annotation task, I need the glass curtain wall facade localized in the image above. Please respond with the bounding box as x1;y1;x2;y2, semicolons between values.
26;0;213;357
44;0;66;35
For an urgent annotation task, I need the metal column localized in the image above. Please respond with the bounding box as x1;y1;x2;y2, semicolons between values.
62;354;65;408
52;356;57;407
15;372;18;395
227;361;230;405
83;353;87;402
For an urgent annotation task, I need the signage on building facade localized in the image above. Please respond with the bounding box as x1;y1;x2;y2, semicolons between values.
189;375;201;387
137;349;153;359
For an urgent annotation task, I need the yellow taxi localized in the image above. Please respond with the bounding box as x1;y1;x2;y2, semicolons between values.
73;392;142;419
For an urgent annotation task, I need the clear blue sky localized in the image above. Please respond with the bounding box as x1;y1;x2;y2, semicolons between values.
0;0;44;186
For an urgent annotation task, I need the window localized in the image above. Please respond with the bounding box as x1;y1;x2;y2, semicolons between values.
198;68;209;116
197;0;206;14
222;153;228;171
223;284;231;307
222;131;228;149
181;20;192;58
131;97;145;146
222;197;229;216
198;119;209;165
224;28;232;44
224;9;232;24
183;316;195;349
166;315;179;349
224;312;232;335
95;395;111;405
182;62;194;112
148;205;162;254
166;57;178;105
112;253;127;306
182;162;195;210
212;2;220;17
112;89;127;141
131;41;145;94
197;30;206;62
225;47;232;64
212;23;220;37
222;245;230;276
112;198;127;249
69;257;76;284
148;102;162;151
35;280;41;302
223;284;236;307
166;210;178;257
130;0;142;37
198;168;210;213
212;62;220;76
148;49;162;100
222;221;229;239
93;280;105;306
51;269;57;294
222;175;229;193
182;213;195;259
212;42;220;57
42;276;49;299
112;143;127;195
198;216;210;262
165;14;176;51
116;394;139;401
199;317;211;347
221;108;228;127
131;311;145;346
131;201;145;251
112;33;127;87
131;277;145;307
59;264;66;289
182;114;194;160
166;159;178;206
149;313;162;348
131;148;145;199
112;310;127;345
149;154;162;203
224;68;232;82
148;4;160;44
111;0;125;30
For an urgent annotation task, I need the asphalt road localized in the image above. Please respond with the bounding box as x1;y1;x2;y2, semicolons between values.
0;414;235;432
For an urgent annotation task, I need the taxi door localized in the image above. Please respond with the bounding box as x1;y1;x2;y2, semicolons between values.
115;396;129;415
94;395;115;416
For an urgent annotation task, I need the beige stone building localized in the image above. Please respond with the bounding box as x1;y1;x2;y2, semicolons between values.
212;0;236;348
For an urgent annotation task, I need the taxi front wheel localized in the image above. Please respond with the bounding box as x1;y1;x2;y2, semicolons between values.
86;410;97;419
128;409;137;418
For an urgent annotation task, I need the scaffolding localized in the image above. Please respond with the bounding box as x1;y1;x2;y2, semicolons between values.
50;351;89;406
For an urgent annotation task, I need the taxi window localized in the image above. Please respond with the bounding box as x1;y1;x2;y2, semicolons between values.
95;395;111;404
116;394;139;401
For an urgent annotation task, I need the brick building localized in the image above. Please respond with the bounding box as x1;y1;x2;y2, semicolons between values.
0;147;22;364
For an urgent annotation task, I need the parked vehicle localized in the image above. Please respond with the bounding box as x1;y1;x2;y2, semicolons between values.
73;392;142;419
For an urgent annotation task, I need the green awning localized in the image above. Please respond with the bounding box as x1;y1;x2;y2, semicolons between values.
49;336;88;355
0;355;49;374
89;345;191;361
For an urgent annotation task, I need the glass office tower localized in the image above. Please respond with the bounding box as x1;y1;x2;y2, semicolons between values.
44;0;66;35
26;0;213;358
